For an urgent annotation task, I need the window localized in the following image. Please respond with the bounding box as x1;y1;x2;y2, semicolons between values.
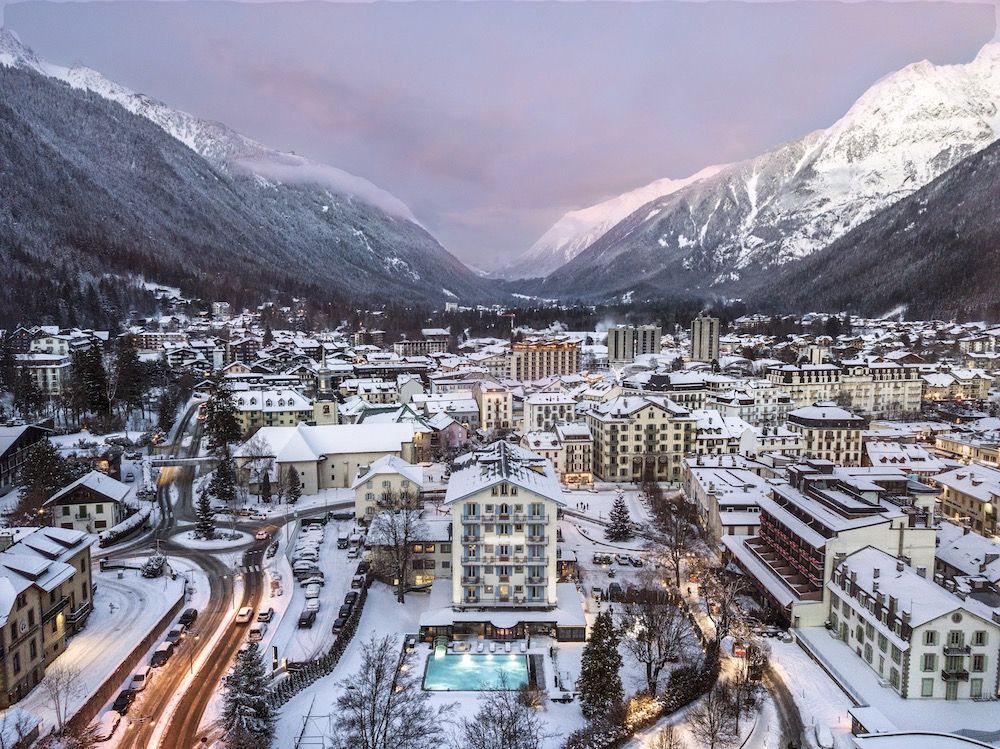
865;622;875;639
974;631;988;647
889;668;900;688
971;679;984;699
891;645;902;664
922;653;937;672
425;544;436;553
62;506;70;517
972;654;987;673
441;544;451;553
877;634;887;652
921;678;934;697
29;639;37;659
95;504;104;514
864;644;873;663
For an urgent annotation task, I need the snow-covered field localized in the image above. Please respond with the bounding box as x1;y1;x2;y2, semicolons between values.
5;564;185;734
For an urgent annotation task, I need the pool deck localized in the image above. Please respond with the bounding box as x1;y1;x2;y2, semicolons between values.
419;639;547;691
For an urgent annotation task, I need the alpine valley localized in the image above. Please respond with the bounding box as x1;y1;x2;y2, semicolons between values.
2;27;1000;325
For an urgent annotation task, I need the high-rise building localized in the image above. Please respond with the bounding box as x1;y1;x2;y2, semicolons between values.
607;326;634;366
607;325;661;366
508;337;580;381
690;313;720;362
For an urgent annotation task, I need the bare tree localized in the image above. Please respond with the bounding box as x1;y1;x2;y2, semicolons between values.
691;559;748;644
331;634;454;749
368;490;427;604
686;681;739;749
650;492;701;589
237;433;273;502
40;663;83;734
456;674;553;749
731;639;770;721
618;573;693;695
0;709;38;749
650;724;685;749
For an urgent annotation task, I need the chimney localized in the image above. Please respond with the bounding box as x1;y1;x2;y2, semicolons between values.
872;581;879;594
896;560;905;572
0;531;13;552
902;610;911;626
916;566;927;578
873;568;880;579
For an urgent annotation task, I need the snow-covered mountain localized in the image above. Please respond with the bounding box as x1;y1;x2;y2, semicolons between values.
0;28;495;319
0;27;415;222
495;165;725;280
535;44;1000;299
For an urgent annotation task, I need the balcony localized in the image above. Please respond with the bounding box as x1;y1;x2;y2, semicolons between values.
461;576;481;585
526;534;546;543
527;576;546;585
512;513;527;522
944;645;971;656
461;535;481;543
941;669;970;682
460;557;481;565
74;513;89;520
42;595;69;624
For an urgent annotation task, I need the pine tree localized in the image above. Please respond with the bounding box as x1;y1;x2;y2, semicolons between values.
209;446;238;507
205;371;241;453
260;471;272;504
605;492;633;541
286;466;301;505
195;488;216;540
16;440;80;519
157;388;178;433
222;642;274;749
578;609;623;719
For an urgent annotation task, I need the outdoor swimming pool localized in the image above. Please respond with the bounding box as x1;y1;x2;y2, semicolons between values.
423;652;530;691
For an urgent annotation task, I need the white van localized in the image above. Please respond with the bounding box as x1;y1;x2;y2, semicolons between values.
248;622;267;642
129;666;152;691
304;583;321;600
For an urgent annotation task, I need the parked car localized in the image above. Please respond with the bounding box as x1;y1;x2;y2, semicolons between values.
124;472;135;482
257;607;275;623
129;666;153;692
178;608;199;627
298;610;317;628
165;626;186;645
629;555;644;568
355;561;369;575
331;510;353;520
300;574;325;587
351;575;366;589
305;584;321;600
248;623;267;642
234;607;254;624
614;554;630;566
331;616;348;634
607;582;624;602
111;690;135;715
338;604;353;618
305;599;320;613
150;642;174;667
344;591;359;606
346;547;361;559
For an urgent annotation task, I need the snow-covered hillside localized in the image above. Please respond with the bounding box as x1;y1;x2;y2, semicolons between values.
0;26;416;222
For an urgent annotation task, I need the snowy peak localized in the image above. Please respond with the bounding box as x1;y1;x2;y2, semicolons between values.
0;27;44;72
496;164;725;280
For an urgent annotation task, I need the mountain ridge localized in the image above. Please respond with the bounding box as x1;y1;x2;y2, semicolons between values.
527;43;1000;301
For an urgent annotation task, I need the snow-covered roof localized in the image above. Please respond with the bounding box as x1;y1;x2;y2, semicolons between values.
831;546;995;630
934;466;1000;504
419;580;586;628
45;470;131;506
445;441;565;506
935;522;1000;583
235;423;415;463
351;455;424;489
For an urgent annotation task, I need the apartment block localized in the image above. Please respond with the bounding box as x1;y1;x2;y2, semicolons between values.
787;402;868;466
508;337;580;381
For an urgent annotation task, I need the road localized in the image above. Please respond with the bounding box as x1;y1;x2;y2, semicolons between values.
763;663;805;748
108;404;267;749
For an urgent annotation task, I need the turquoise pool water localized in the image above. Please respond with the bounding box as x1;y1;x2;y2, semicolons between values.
423;652;529;691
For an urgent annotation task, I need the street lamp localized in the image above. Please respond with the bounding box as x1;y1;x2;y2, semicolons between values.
189;631;200;674
128;715;154;749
